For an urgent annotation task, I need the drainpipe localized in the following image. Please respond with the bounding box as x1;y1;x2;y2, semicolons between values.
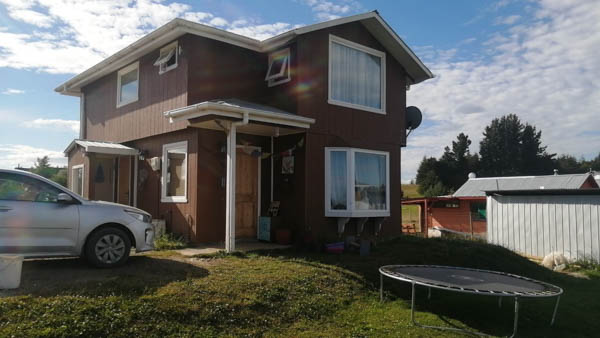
225;112;249;253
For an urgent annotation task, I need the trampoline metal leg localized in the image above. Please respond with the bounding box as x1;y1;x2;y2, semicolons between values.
551;295;560;326
509;297;520;338
380;273;384;302
410;282;489;337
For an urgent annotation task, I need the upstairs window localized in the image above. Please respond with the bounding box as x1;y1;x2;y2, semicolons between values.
117;62;139;107
154;41;178;74
328;35;386;114
325;147;390;217
265;48;290;87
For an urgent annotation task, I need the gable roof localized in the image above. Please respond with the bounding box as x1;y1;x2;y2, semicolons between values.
453;173;599;197
64;139;139;156
55;11;433;96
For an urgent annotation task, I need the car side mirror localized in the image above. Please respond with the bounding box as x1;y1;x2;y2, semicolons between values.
57;193;75;204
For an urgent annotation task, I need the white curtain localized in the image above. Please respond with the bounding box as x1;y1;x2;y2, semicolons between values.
331;41;382;109
330;151;347;210
354;152;386;210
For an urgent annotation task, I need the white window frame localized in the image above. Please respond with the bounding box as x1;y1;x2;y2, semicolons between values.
328;34;386;114
161;141;188;203
116;61;139;108
71;164;84;196
155;41;178;75
265;48;291;87
325;147;390;218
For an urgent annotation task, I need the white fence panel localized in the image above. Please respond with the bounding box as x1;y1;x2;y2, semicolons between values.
487;195;600;262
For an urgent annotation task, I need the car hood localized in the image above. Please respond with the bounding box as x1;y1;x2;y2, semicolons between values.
83;200;150;216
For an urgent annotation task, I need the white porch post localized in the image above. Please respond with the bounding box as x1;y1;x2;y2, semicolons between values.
225;123;237;252
133;155;138;207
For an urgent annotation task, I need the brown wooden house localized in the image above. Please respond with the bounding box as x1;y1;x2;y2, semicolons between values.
57;12;433;251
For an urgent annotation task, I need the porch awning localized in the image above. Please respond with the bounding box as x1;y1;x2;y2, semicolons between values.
164;98;315;135
64;139;140;156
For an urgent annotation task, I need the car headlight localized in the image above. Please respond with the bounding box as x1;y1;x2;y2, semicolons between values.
125;209;152;223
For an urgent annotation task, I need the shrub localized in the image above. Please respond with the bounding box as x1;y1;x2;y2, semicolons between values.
154;233;188;250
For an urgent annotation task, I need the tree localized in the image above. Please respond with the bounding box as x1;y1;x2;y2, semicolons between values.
479;114;554;176
438;133;479;190
31;156;54;179
416;156;450;197
50;169;68;187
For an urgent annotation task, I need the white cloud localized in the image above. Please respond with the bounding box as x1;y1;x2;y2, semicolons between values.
495;14;522;25
302;0;360;22
0;144;66;169
0;0;304;74
23;118;79;133
404;0;600;182
7;9;54;27
2;88;25;95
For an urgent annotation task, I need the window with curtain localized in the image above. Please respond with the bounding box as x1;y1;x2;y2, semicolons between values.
325;147;390;217
354;152;386;210
329;35;385;113
330;151;347;210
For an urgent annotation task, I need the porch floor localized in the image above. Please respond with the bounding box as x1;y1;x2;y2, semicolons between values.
176;240;291;257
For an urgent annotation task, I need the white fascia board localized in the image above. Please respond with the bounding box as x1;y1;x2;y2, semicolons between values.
84;146;140;156
371;15;433;81
165;102;314;128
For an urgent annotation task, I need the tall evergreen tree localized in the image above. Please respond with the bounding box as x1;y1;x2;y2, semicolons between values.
479;114;554;176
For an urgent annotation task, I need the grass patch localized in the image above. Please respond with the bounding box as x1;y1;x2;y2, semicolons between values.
153;233;188;251
2;236;599;337
402;183;422;198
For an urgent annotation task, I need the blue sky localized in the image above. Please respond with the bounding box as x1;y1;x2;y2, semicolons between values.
1;0;599;182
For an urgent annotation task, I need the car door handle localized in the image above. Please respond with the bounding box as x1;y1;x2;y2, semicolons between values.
0;206;12;212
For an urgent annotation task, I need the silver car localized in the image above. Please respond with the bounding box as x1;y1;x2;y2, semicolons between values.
0;169;154;267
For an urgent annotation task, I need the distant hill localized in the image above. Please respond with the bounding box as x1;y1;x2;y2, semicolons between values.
401;184;422;199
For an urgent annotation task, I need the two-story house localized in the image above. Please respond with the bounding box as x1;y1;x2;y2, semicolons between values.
57;11;433;251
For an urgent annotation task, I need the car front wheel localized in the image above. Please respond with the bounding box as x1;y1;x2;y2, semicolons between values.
85;227;131;268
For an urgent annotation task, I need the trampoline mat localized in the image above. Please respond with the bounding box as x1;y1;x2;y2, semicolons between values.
380;265;562;296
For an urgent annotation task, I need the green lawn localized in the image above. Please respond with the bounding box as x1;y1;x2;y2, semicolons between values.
1;236;598;337
402;184;422;199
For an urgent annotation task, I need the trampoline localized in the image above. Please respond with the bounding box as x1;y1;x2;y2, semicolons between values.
379;265;563;337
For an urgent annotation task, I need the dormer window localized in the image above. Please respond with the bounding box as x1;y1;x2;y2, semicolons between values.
154;41;178;74
265;48;290;87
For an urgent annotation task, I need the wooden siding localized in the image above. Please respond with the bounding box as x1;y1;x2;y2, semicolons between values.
429;200;487;234
83;37;189;143
129;128;199;241
288;22;408;240
186;35;268;107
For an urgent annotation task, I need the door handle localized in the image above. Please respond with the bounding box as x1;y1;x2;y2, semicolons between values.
0;206;12;212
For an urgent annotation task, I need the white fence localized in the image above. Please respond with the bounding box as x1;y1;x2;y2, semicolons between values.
487;195;600;262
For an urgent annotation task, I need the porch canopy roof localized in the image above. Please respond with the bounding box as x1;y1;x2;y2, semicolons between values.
164;98;315;136
64;139;140;156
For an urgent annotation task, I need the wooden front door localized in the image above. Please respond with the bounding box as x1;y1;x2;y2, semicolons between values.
235;148;259;238
117;156;131;205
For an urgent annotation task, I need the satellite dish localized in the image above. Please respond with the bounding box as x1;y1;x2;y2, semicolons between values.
405;106;422;136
